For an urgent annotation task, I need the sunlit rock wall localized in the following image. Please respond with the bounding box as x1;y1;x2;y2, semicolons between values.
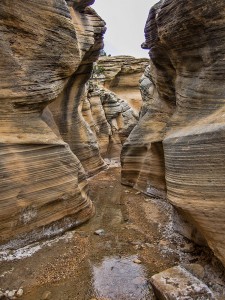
122;0;225;266
0;0;104;248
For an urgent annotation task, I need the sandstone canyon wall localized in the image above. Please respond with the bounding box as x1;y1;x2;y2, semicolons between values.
121;63;172;199
87;56;149;160
95;56;149;114
0;0;105;248
48;3;107;177
122;0;225;267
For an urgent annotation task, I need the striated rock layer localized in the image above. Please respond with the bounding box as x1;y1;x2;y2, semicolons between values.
86;56;148;160
87;83;138;160
48;3;106;177
122;0;225;266
121;64;172;198
0;0;105;247
95;56;149;114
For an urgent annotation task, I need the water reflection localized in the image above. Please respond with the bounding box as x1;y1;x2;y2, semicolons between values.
92;255;154;300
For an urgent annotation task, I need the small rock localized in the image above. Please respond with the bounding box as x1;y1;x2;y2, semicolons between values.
0;291;4;298
125;190;130;193
151;266;216;299
145;243;153;248
8;290;16;298
159;240;169;247
133;258;142;264
41;291;52;300
94;229;105;236
134;244;145;250
16;288;24;297
135;191;141;195
180;242;195;253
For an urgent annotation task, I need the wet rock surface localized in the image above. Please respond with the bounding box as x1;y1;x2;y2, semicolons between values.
0;168;224;300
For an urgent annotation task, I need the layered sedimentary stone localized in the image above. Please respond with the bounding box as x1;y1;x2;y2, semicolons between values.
0;0;104;247
85;83;112;157
86;56;148;160
122;0;225;266
87;83;138;160
48;4;106;176
121;64;173;198
95;56;149;114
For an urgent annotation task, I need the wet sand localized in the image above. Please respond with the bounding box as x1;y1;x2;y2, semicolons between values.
0;168;224;300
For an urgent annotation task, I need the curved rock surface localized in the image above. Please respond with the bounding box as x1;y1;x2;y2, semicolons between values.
95;56;149;114
0;0;105;247
121;64;172;198
87;83;138;160
48;4;106;177
85;56;148;160
122;0;225;266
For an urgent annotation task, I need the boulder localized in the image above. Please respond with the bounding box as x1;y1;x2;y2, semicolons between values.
151;266;216;300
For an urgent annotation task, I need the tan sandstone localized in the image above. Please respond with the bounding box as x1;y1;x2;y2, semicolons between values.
0;0;105;247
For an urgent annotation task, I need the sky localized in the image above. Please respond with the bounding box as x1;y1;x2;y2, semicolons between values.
92;0;159;58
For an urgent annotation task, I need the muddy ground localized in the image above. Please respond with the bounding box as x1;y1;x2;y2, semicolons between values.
0;167;225;300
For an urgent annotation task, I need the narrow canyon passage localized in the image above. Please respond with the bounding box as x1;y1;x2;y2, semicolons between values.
1;1;225;299
1;167;224;300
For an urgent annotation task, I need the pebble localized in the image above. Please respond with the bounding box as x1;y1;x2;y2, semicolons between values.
159;240;169;247
16;288;24;297
135;191;141;195
180;242;195;253
94;229;105;236
133;258;142;264
134;244;145;250
145;242;153;248
8;290;16;298
41;291;52;300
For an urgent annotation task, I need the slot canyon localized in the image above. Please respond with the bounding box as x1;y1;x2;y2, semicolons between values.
0;0;225;299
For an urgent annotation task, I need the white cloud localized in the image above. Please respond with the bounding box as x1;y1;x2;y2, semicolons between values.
92;0;159;58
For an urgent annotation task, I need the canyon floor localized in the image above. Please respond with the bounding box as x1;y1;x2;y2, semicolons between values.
0;167;225;300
